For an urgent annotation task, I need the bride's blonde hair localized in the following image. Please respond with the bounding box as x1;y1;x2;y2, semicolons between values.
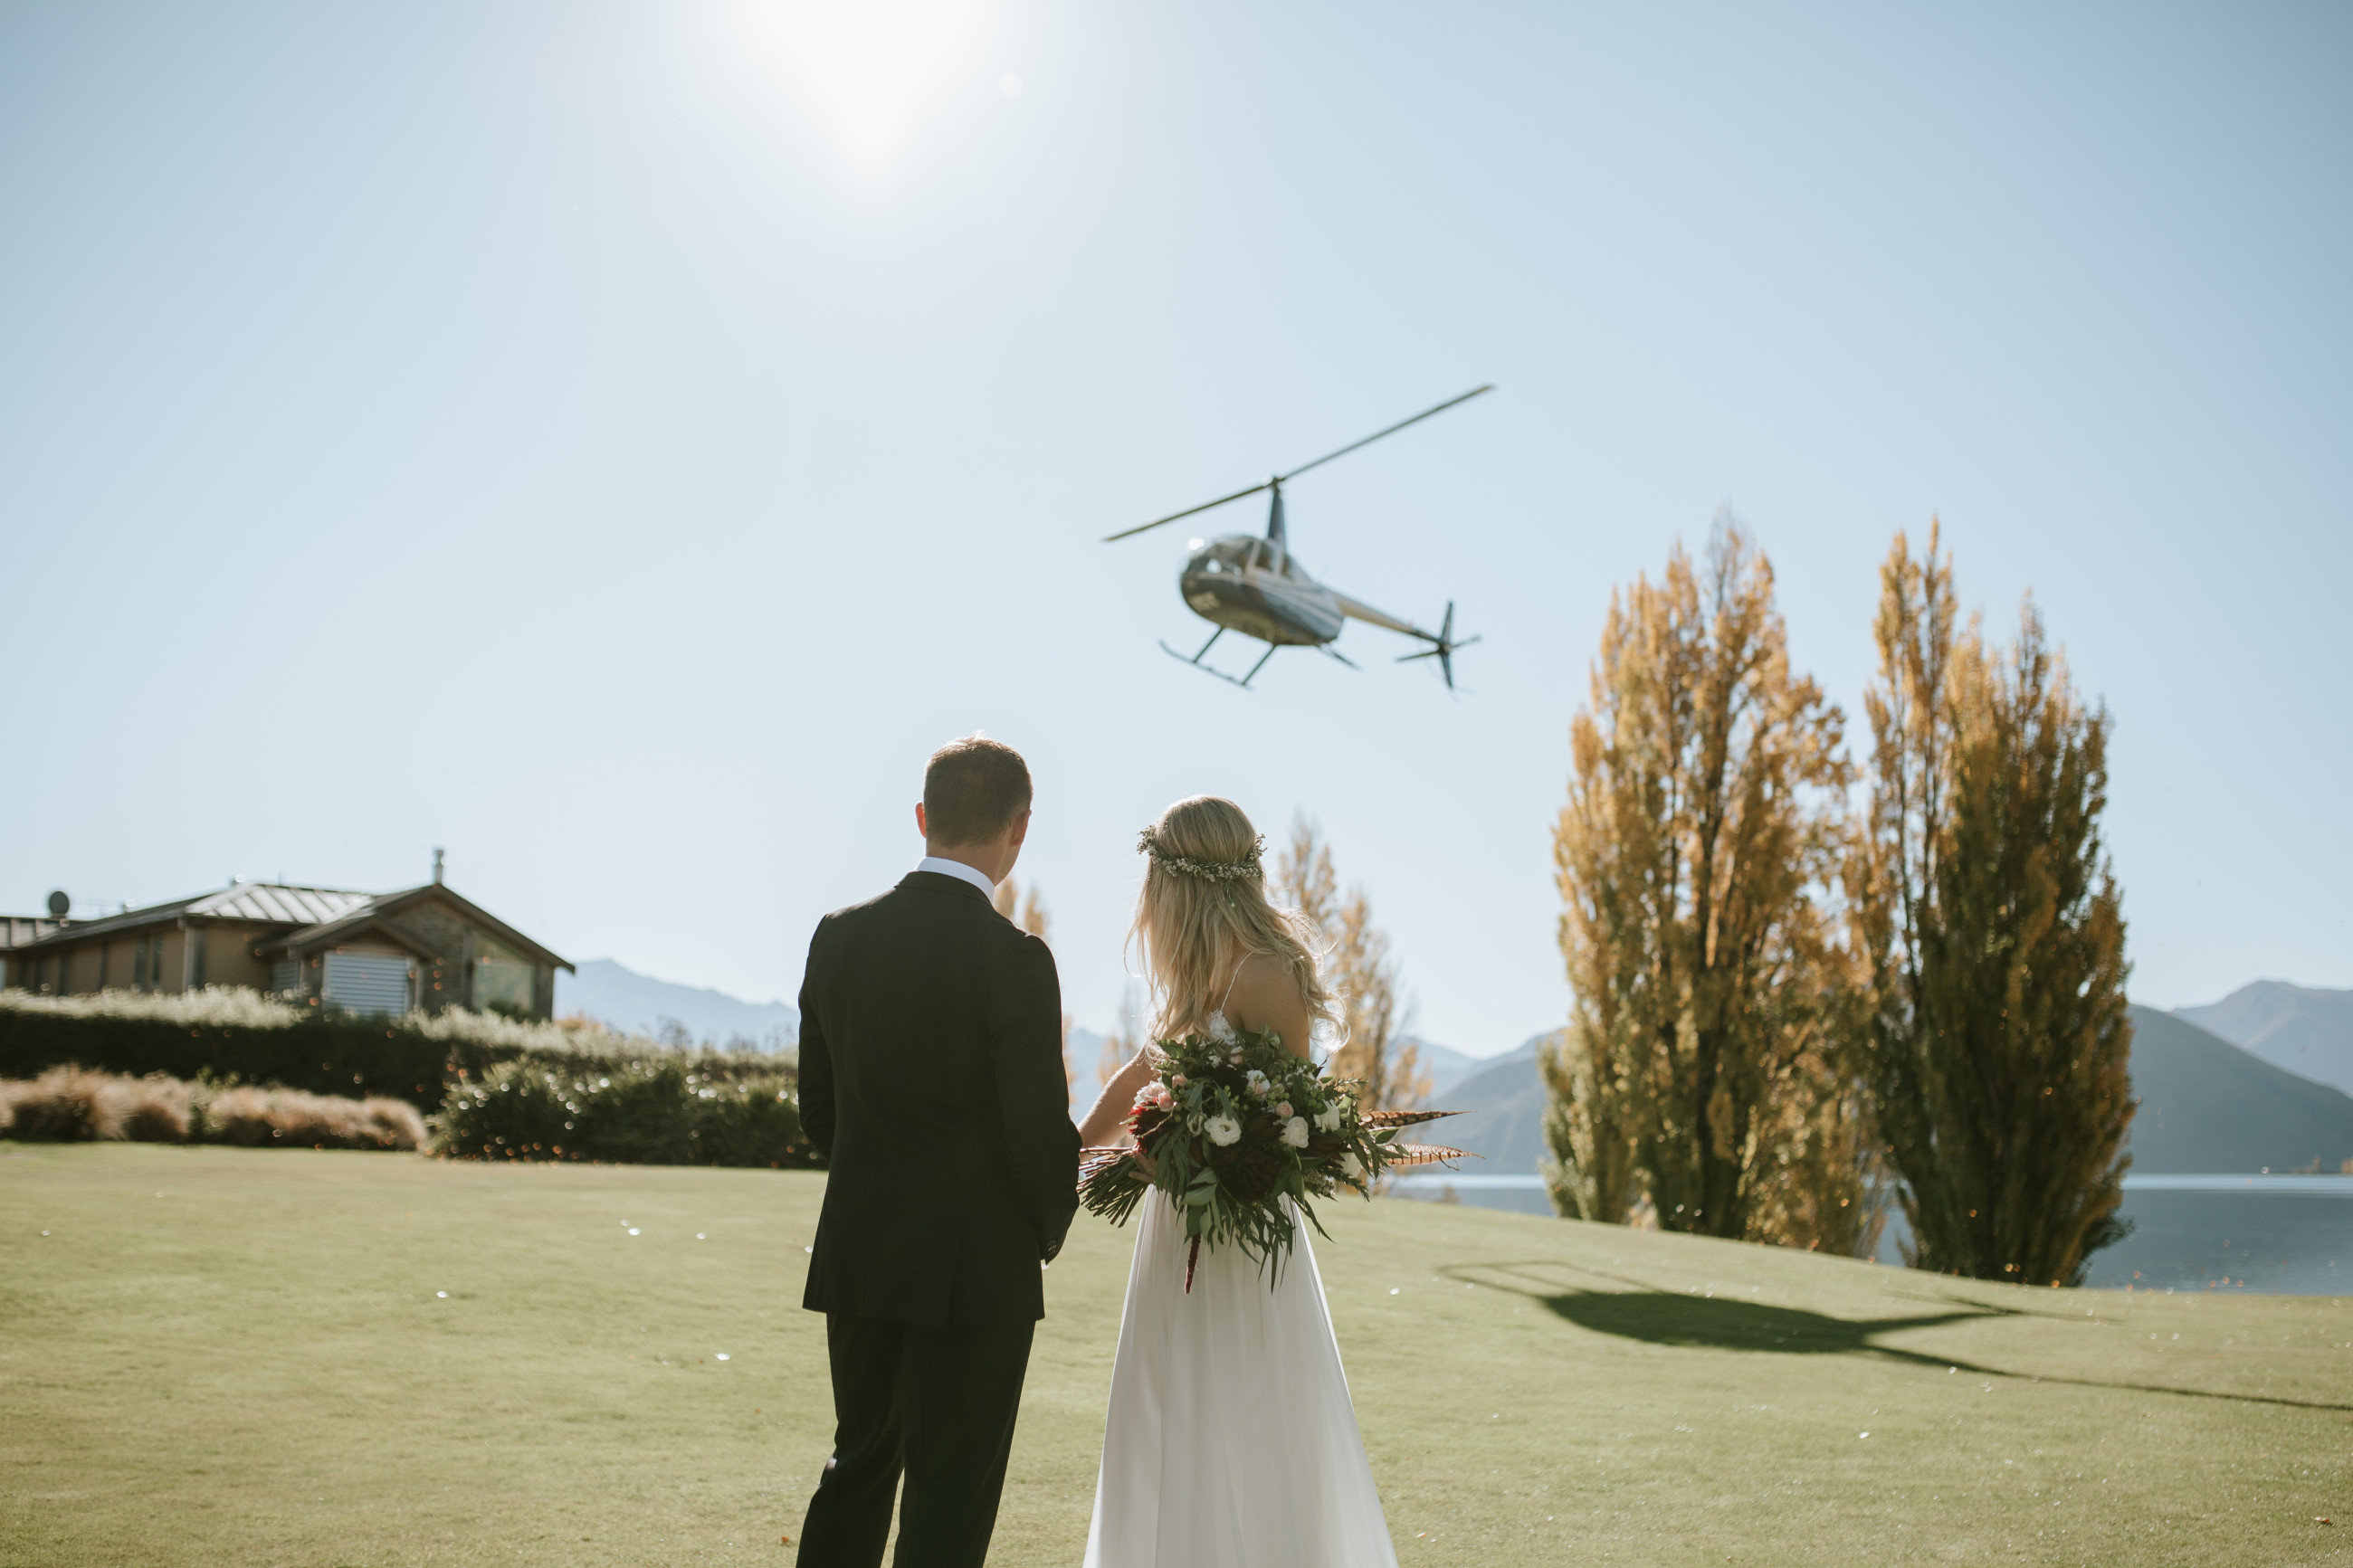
1129;795;1335;1043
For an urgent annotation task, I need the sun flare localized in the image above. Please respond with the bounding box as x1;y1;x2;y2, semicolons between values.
740;0;1000;167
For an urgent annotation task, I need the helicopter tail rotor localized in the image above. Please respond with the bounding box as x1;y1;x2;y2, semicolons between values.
1396;601;1481;689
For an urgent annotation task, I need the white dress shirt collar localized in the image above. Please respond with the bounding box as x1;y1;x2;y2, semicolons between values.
915;855;999;901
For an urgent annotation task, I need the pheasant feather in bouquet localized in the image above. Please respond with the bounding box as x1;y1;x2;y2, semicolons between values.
1077;1020;1470;1291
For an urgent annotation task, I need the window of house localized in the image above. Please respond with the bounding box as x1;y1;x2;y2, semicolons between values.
321;952;414;1017
473;961;535;1018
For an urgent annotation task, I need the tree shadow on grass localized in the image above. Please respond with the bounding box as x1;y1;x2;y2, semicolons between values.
1544;1283;1996;1360
1445;1260;2353;1415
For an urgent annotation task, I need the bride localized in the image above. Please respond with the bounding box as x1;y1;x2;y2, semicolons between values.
1075;795;1401;1567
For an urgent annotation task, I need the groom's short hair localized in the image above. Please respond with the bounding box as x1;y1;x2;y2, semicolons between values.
924;735;1033;846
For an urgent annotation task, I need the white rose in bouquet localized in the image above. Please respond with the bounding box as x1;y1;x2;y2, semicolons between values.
1243;1069;1270;1098
1339;1151;1365;1180
1205;1113;1243;1146
1280;1116;1310;1149
1313;1103;1344;1133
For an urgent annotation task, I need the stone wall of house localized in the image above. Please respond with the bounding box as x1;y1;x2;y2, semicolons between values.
390;899;478;1015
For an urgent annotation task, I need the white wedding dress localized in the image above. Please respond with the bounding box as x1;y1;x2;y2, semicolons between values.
1082;1019;1401;1568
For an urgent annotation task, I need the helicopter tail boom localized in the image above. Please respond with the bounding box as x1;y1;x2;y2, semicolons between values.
1336;595;1479;689
1331;592;1436;642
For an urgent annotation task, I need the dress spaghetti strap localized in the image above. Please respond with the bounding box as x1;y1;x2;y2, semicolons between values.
1219;955;1248;1015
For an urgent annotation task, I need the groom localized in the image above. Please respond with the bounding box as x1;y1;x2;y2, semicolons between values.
795;735;1081;1567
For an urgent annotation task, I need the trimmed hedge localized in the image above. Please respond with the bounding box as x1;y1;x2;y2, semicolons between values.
0;993;447;1107
0;992;814;1165
433;1058;814;1167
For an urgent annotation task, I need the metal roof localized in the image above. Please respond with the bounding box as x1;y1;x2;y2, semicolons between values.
5;883;372;951
185;885;372;925
2;882;573;972
262;883;570;971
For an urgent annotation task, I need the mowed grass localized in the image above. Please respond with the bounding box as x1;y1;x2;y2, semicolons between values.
3;1146;2348;1568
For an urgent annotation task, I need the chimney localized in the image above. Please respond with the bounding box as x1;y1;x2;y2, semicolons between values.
432;848;445;885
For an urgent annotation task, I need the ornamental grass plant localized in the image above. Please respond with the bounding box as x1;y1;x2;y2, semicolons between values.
0;1066;192;1142
0;1067;424;1150
203;1085;425;1150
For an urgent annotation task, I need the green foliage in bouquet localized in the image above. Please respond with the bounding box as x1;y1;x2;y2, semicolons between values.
1077;1024;1464;1290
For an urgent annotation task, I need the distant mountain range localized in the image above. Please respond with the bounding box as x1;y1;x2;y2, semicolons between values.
555;959;798;1050
1403;1038;1497;1101
1390;1005;2353;1182
2178;981;2353;1098
1415;1032;1550;1163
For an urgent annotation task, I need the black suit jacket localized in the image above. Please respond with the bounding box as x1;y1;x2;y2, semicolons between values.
797;870;1081;1326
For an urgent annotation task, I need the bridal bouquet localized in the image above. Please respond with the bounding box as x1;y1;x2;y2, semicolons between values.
1077;1022;1466;1291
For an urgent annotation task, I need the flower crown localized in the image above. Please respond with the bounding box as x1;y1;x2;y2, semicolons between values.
1138;828;1265;884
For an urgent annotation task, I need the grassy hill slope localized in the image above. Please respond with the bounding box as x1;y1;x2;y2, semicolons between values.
4;1145;2347;1567
2127;1005;2353;1173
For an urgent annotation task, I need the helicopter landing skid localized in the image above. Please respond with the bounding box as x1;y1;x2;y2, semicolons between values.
1158;635;1278;689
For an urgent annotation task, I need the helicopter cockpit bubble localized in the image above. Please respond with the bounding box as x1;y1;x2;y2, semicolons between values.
1188;537;1255;575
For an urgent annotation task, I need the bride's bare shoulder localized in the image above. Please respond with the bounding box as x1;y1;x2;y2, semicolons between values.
1227;951;1311;1053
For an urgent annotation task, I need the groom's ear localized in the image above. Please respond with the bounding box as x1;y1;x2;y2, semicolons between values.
916;802;929;841
1008;808;1032;849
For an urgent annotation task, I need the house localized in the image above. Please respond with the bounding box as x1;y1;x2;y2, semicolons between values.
0;871;572;1020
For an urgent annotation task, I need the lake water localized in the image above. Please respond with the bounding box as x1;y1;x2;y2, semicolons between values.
1383;1174;2353;1295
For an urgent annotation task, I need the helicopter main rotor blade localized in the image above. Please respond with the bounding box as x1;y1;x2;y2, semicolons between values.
1104;384;1490;543
1275;384;1494;485
1101;480;1273;542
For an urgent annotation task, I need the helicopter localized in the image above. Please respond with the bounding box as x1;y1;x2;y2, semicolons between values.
1104;385;1492;689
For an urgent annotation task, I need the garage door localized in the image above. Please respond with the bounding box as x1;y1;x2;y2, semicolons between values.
322;952;414;1017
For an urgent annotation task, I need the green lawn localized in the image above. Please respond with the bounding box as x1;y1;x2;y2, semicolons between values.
2;1145;2347;1567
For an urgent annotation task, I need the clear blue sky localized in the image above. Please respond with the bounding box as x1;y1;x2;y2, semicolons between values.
5;2;2347;1056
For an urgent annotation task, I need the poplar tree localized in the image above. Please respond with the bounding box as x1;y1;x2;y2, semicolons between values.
1099;984;1143;1090
1276;820;1429;1111
995;881;1072;1090
1543;519;1872;1247
1849;527;2133;1286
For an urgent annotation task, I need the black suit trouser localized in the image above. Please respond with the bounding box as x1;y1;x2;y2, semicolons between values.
797;1312;1036;1568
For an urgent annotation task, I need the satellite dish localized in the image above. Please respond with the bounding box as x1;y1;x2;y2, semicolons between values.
46;889;70;918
